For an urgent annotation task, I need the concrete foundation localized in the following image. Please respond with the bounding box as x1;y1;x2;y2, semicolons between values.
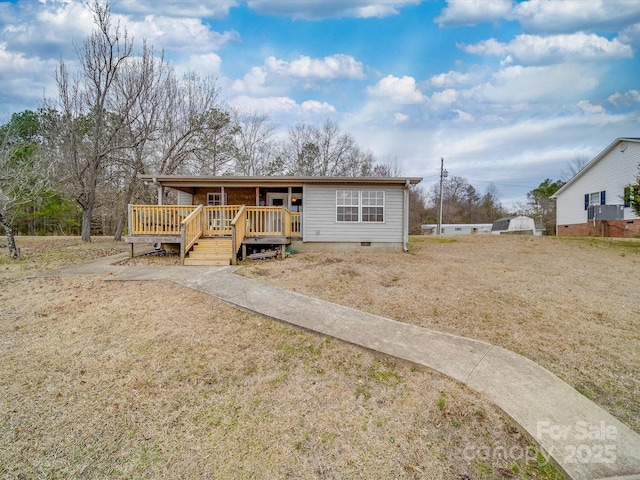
290;241;404;253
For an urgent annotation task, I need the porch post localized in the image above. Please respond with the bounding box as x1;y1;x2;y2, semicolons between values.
157;185;164;205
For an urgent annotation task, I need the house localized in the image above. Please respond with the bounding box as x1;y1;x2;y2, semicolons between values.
491;215;543;236
125;175;422;265
551;138;640;237
421;224;493;235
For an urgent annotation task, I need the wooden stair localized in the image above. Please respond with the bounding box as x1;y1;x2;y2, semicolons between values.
184;237;234;266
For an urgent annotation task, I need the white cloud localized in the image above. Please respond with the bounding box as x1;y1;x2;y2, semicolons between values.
2;0;93;56
126;16;239;54
435;0;512;27
453;109;475;122
232;54;365;95
230;95;299;114
461;33;633;65
513;0;640;34
229;95;338;124
366;75;426;104
266;54;365;80
180;53;223;77
607;90;640;108
301;100;336;114
116;0;238;19
232;67;269;95
577;100;605;114
246;0;420;20
393;112;409;123
619;23;640;45
430;88;459;108
472;64;599;104
429;70;479;88
0;42;59;110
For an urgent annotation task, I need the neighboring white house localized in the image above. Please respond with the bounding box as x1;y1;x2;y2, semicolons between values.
421;224;493;235
551;138;640;238
491;215;543;236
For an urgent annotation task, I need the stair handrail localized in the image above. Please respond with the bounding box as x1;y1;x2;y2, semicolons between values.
230;205;247;265
180;204;204;265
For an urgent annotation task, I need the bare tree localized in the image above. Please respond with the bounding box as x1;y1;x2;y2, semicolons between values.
147;72;228;176
232;110;279;176
372;156;403;177
562;155;589;181
281;119;373;176
0;111;51;259
48;1;134;242
426;176;505;224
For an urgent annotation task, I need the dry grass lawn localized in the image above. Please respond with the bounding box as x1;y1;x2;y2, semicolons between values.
0;236;564;479
242;235;640;436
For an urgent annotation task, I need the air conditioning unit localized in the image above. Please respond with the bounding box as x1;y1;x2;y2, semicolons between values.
587;204;624;220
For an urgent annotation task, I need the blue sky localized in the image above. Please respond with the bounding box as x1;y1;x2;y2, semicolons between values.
1;0;639;207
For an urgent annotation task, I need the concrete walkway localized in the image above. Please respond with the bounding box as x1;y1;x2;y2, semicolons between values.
45;255;640;480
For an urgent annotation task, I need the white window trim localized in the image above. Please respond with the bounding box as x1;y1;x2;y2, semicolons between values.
335;190;385;223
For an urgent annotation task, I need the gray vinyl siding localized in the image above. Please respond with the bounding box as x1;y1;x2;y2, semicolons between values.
302;184;404;242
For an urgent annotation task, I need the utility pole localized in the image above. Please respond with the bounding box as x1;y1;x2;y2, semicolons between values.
437;157;448;235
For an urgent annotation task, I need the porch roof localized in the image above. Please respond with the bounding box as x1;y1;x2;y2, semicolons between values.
139;174;422;190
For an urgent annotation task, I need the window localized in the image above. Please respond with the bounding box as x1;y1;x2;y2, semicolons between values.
361;191;384;222
336;190;385;223
207;193;222;206
584;191;606;210
336;190;359;222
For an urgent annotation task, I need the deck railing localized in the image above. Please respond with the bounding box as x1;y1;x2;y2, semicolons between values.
180;205;204;264
129;205;197;235
204;205;241;236
129;204;301;240
289;212;301;237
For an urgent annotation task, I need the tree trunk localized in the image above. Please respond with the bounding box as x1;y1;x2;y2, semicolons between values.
0;213;21;260
81;207;93;242
113;215;124;242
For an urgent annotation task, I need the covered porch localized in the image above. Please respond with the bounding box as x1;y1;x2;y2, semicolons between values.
125;204;301;265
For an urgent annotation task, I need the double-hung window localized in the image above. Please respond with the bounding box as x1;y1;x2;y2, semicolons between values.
336;190;359;222
336;190;385;223
584;191;605;210
361;191;385;222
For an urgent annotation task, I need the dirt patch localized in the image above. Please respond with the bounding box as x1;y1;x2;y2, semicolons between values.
0;236;563;478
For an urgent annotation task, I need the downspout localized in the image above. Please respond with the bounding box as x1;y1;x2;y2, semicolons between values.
402;180;410;252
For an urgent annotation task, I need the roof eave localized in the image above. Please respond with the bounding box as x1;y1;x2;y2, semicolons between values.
138;174;423;187
551;137;640;198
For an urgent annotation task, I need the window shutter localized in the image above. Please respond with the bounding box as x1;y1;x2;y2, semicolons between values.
624;187;631;208
600;191;606;205
584;194;589;210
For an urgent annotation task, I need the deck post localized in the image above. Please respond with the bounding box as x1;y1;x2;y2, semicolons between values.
180;224;186;265
127;204;133;236
242;244;246;261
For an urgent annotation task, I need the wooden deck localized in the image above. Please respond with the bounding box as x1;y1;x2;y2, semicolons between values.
126;204;301;265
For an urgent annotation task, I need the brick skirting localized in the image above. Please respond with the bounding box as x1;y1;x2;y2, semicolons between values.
557;219;640;237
